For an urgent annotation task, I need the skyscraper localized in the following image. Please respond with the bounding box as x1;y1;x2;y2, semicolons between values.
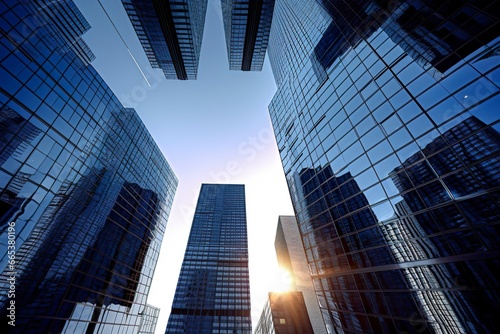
139;304;161;334
122;0;208;80
0;1;177;332
274;216;327;334
165;184;252;333
221;0;275;71
267;0;500;333
254;291;314;334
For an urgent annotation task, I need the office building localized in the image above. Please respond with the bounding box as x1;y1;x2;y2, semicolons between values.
274;216;327;334
268;0;500;333
0;1;178;332
292;166;428;332
254;291;313;334
221;0;275;71
29;0;96;66
165;184;251;333
139;304;161;334
122;0;208;80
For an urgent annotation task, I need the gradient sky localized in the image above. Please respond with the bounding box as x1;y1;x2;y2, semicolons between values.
73;0;295;332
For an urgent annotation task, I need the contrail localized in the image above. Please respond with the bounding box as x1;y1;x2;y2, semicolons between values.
96;0;152;87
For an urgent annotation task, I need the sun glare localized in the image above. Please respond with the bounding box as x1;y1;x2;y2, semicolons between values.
269;267;294;292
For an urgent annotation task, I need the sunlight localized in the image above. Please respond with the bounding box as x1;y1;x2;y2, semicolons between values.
268;267;294;293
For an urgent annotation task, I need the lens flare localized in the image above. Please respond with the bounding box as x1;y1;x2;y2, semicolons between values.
269;267;293;292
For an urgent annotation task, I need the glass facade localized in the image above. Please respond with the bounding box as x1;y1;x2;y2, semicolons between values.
221;0;275;71
165;184;252;333
123;0;208;80
139;304;161;334
0;1;178;333
27;0;96;66
268;0;500;333
255;292;314;334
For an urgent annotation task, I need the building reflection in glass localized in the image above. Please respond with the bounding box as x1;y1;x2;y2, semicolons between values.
0;108;177;333
0;107;41;248
290;167;426;333
313;0;500;76
379;200;467;333
268;0;500;332
384;0;500;74
385;116;500;333
280;97;500;334
0;2;178;333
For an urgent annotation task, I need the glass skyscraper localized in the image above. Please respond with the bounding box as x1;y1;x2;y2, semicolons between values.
268;0;500;333
165;184;252;333
221;0;275;71
122;0;208;80
0;0;177;333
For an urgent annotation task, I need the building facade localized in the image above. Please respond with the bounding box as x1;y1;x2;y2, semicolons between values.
221;0;275;71
0;1;177;332
268;0;500;333
255;291;314;334
122;0;208;80
275;216;327;333
138;304;161;334
165;184;252;333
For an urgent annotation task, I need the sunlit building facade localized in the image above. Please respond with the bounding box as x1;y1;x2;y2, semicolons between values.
221;0;275;71
268;0;500;333
275;216;327;333
165;184;252;333
0;1;177;333
255;292;314;334
122;0;208;80
139;304;161;334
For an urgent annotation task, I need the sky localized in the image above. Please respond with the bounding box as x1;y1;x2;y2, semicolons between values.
73;0;295;332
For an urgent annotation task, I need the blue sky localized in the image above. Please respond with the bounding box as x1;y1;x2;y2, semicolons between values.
74;0;294;331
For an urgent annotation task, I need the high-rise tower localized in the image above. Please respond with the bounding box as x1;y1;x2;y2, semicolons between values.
165;184;252;333
274;216;327;333
122;0;208;80
267;0;500;333
221;0;275;71
0;1;178;332
254;291;314;334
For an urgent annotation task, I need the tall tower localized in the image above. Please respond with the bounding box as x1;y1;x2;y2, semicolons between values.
122;0;208;80
275;216;327;333
254;291;314;334
267;0;500;333
0;1;178;333
221;0;275;71
165;184;252;333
